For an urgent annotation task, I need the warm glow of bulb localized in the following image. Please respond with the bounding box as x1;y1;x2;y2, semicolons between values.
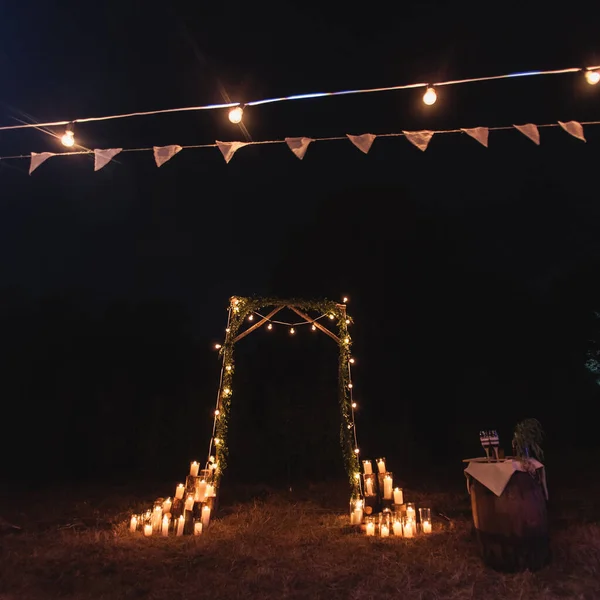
226;365;232;371
223;388;230;395
349;358;355;364
248;315;254;321
585;70;600;85
214;438;220;445
344;337;350;344
352;402;357;408
214;343;221;350
348;383;353;389
346;319;350;324
354;472;360;479
354;448;360;454
329;314;335;320
267;323;273;330
225;327;230;333
311;324;316;331
228;106;243;123
343;297;349;303
290;328;295;334
61;130;75;147
423;86;437;105
214;409;220;416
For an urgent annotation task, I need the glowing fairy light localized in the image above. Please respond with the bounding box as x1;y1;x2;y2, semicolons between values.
267;323;273;330
61;126;75;147
311;324;316;331
423;86;437;105
585;70;600;85
214;343;221;350
228;106;243;123
290;327;295;335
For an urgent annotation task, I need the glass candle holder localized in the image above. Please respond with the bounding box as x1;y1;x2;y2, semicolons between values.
362;460;373;475
419;507;432;534
404;502;416;523
376;458;387;474
402;516;415;538
382;472;393;500
365;516;375;536
392;516;403;536
350;498;364;524
363;473;376;497
393;487;404;505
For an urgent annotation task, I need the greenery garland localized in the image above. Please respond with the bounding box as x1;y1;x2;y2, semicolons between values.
211;296;361;498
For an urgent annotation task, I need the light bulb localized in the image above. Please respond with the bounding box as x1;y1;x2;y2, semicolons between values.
329;314;335;320
352;402;357;408
349;358;355;364
226;365;232;371
214;344;221;350
344;337;350;344
343;297;349;303
311;324;316;331
354;448;360;454
354;472;360;479
61;130;75;147
348;383;353;389
225;328;230;333
423;86;437;105
214;409;220;416
267;323;273;330
345;319;350;324
214;438;220;445
248;315;254;321
223;388;230;395
228;106;243;124
290;328;295;335
585;70;600;85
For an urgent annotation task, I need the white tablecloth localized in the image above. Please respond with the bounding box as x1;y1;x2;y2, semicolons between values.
464;458;548;499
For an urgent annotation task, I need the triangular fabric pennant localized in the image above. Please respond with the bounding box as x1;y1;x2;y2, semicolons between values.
153;145;182;167
347;133;376;154
216;141;248;164
461;127;489;148
403;130;434;152
29;152;55;175
514;124;540;145
94;148;122;171
558;121;586;142
285;137;313;160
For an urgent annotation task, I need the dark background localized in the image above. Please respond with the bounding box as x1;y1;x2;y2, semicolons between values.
1;2;600;488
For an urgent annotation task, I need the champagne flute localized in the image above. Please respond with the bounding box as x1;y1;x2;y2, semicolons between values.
479;430;491;461
490;430;500;460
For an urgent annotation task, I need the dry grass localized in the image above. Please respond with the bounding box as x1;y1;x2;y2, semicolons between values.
1;482;600;600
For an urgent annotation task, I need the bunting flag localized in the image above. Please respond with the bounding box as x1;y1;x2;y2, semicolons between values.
461;127;489;147
29;152;55;175
403;130;434;152
347;133;376;154
153;145;182;167
216;141;248;163
285;137;313;160
558;120;586;142
94;148;122;171
514;123;540;145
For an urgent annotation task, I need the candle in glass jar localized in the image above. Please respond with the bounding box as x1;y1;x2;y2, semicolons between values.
196;480;207;503
406;505;416;521
201;506;211;529
152;505;162;531
129;515;138;532
352;508;363;524
366;522;375;536
403;520;414;538
393;487;403;505
380;524;390;537
194;521;203;536
162;515;170;536
363;460;373;475
162;497;172;513
176;515;185;536
422;520;432;534
144;524;152;537
377;458;386;473
175;484;185;499
185;495;194;511
393;520;402;536
206;484;215;497
190;461;200;477
365;478;374;496
383;475;393;499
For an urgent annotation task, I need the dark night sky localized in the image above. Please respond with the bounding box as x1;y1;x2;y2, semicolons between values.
1;2;600;483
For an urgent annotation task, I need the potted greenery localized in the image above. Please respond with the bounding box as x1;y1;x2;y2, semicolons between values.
512;418;544;461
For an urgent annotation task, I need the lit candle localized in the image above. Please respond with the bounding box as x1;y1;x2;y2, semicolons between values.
206;484;215;497
380;524;390;537
201;505;211;529
185;495;194;511
407;506;416;521
194;521;203;536
393;520;402;536
363;460;373;475
393;488;403;505
162;497;172;513
366;522;375;536
365;478;374;496
352;507;363;524
196;480;207;503
383;475;393;499
144;524;152;537
377;459;386;473
129;515;138;532
176;515;185;536
422;520;432;534
403;520;414;538
175;484;185;500
190;461;200;477
162;515;170;536
152;505;162;531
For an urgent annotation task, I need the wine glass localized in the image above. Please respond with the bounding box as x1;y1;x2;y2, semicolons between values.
489;430;500;460
479;430;491;460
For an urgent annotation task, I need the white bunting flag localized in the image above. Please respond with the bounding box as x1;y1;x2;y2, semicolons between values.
285;137;313;160
403;130;434;152
29;152;55;175
216;141;248;164
514;124;540;145
153;145;182;167
347;133;376;154
94;148;122;171
558;121;586;142
461;127;489;148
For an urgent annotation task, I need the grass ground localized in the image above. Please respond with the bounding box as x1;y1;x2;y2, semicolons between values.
1;478;599;600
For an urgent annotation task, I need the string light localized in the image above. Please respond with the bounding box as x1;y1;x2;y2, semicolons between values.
248;314;254;321
267;323;273;330
226;365;232;371
329;314;335;320
349;358;355;364
344;337;350;344
586;70;600;85
225;328;230;333
214;409;220;416
352;402;357;408
228;106;244;124
423;86;437;105
311;324;316;331
345;319;350;324
348;383;353;389
354;448;360;454
290;327;295;335
214;438;221;445
60;124;75;147
214;343;221;350
343;297;349;303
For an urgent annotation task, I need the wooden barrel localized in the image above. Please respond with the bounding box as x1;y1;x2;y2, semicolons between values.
469;471;550;572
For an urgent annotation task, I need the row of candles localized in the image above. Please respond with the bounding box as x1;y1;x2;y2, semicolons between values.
129;461;216;537
365;506;432;538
